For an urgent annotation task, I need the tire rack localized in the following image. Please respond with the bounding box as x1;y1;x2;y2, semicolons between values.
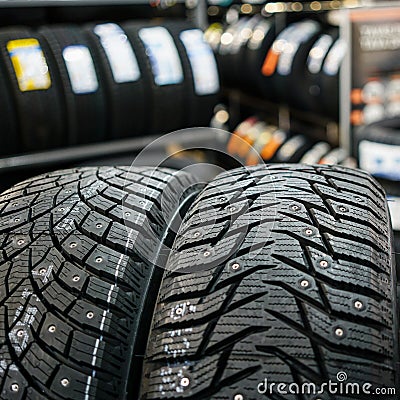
218;2;346;147
213;0;392;152
0;0;210;192
0;0;387;189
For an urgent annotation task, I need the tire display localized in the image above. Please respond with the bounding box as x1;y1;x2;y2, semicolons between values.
212;17;347;119
226;116;355;167
0;164;397;399
0;20;220;156
0;27;66;152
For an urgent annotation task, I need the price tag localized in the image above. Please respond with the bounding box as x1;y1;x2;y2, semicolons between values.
94;23;140;83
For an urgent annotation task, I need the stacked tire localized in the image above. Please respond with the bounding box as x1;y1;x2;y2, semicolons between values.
211;15;347;119
0;28;66;154
0;20;220;156
0;164;397;399
226;116;354;166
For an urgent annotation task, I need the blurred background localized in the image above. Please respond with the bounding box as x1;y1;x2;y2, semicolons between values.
0;0;399;260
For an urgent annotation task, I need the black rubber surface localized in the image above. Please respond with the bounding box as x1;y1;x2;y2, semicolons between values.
0;51;19;156
0;27;66;153
160;21;196;129
320;38;346;120
244;17;276;97
0;166;201;400
38;25;107;146
274;22;321;105
141;164;398;399
301;28;338;115
357;118;400;147
215;19;243;88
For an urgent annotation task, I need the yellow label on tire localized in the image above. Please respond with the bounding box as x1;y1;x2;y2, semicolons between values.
7;38;51;92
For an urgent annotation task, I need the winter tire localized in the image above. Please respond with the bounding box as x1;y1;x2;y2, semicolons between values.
141;164;398;399
83;23;148;140
0;166;201;399
123;22;185;135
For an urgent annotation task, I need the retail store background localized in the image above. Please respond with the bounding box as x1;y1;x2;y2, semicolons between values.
0;1;399;398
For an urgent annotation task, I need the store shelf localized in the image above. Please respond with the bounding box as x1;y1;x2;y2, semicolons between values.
0;0;185;7
0;129;225;173
223;88;339;144
261;1;362;13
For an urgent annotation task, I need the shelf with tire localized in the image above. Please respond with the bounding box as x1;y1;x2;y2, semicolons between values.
0;15;221;188
204;2;356;169
205;1;400;155
205;1;350;123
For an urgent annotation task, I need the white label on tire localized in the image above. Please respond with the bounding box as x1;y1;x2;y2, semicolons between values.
63;45;99;94
248;20;271;50
139;27;183;86
359;140;400;180
277;20;319;76
323;39;347;76
307;34;333;74
180;29;219;96
94;23;140;83
387;196;400;231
